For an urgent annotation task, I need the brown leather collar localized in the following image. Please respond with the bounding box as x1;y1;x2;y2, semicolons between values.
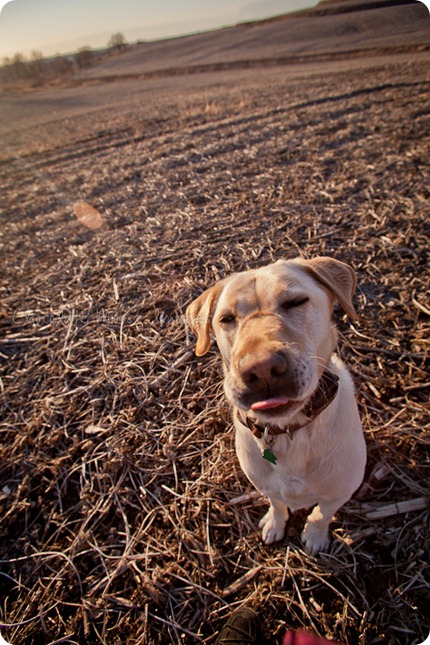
236;369;339;440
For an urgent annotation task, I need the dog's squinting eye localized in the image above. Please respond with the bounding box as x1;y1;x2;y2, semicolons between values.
281;297;309;311
218;313;236;325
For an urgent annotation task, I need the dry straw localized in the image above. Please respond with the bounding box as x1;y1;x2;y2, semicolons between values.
0;56;429;644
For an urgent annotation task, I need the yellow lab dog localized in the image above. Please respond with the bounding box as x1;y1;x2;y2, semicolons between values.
186;257;366;554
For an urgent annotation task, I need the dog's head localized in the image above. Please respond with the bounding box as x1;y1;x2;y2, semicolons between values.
186;257;357;424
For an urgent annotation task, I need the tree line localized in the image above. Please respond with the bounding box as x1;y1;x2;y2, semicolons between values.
1;32;128;84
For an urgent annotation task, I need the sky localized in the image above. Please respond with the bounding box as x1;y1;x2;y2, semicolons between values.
0;0;320;61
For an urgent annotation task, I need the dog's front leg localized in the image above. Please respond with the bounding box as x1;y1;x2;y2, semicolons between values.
259;499;289;544
301;497;347;554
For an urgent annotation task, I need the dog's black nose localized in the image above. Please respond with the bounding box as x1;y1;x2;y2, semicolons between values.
240;351;289;388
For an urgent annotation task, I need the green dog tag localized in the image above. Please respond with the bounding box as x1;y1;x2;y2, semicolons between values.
262;448;277;465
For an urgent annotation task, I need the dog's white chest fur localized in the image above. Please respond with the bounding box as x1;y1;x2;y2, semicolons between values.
235;425;319;508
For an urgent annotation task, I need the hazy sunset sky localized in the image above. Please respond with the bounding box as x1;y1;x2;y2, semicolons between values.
0;0;319;60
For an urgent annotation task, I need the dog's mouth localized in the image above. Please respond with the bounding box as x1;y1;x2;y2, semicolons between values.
235;387;306;418
248;395;305;419
241;369;339;422
251;396;291;412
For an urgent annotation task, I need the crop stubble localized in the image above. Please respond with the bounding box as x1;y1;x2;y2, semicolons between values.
0;55;429;644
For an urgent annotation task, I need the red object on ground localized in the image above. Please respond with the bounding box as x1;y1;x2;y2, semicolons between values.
283;630;345;645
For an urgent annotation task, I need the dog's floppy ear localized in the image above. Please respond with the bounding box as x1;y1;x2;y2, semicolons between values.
186;281;225;356
299;256;358;319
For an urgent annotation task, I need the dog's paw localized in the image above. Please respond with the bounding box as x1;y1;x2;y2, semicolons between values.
259;507;288;544
301;523;330;555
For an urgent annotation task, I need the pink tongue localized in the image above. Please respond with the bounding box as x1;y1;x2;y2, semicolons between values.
251;397;290;411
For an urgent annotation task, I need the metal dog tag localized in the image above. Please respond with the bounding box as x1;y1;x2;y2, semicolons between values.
262;427;277;465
